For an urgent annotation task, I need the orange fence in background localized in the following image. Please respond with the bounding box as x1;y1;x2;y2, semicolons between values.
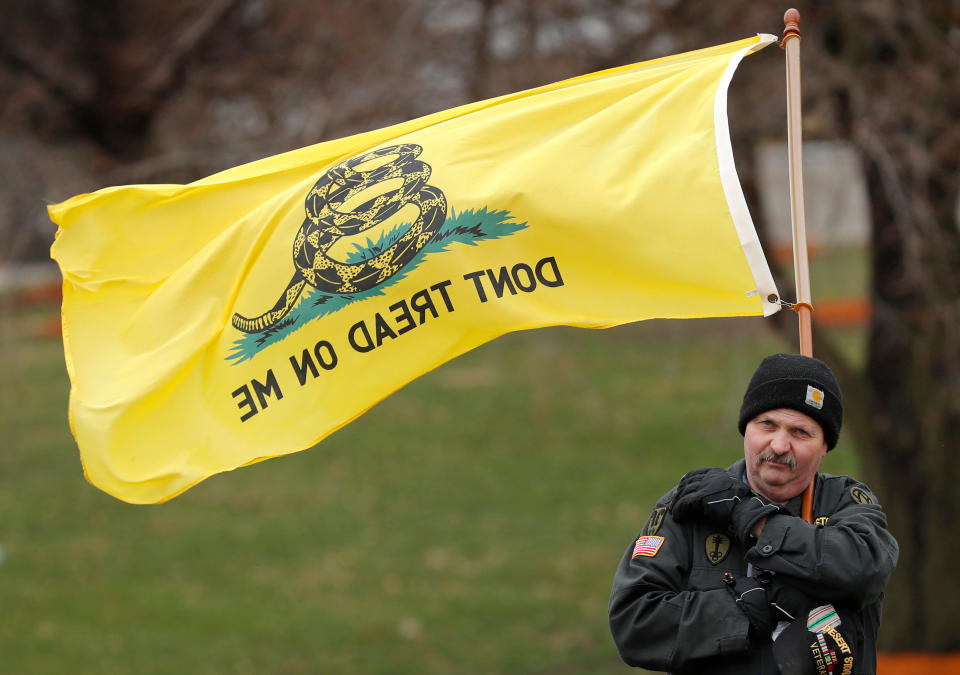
879;652;960;674
815;297;870;326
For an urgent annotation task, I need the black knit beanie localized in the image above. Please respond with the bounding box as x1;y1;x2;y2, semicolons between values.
738;353;843;451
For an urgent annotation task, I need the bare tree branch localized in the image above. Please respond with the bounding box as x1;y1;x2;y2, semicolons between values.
0;39;89;114
128;0;244;111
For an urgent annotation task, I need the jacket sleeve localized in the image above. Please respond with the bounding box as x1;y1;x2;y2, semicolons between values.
746;478;899;607
609;502;751;670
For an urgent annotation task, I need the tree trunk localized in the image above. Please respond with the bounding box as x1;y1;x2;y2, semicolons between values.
857;149;960;651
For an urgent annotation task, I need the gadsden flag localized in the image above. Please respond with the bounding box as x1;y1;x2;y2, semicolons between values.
49;34;780;503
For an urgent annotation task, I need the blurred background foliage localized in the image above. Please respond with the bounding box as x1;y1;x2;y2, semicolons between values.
1;0;958;670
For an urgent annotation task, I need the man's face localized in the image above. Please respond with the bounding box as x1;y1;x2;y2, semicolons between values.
743;408;828;503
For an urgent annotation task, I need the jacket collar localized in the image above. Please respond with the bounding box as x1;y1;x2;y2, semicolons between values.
727;458;811;516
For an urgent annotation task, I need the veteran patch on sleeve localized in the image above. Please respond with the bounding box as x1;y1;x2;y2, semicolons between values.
632;535;665;558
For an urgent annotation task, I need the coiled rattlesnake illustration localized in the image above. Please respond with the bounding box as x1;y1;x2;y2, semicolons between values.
232;143;448;333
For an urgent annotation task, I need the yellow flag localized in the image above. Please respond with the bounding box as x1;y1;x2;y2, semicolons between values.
50;35;780;504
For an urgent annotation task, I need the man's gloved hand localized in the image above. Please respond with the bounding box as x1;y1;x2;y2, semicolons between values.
671;468;751;525
723;573;775;641
729;493;785;543
762;575;818;623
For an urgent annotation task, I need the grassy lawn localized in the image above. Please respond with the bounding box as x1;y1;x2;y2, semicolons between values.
0;307;864;673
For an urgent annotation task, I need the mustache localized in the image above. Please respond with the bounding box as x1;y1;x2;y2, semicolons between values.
756;449;797;470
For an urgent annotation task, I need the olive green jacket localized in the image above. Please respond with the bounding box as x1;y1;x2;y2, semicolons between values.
609;460;899;674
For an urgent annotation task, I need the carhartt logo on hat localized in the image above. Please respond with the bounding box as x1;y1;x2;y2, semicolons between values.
805;385;824;410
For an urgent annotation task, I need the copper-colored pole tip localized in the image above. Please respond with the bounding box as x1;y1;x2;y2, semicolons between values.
783;8;801;41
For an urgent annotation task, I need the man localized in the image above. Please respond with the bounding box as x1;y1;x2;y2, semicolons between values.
609;354;898;674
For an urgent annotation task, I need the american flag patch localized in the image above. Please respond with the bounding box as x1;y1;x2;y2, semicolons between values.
632;535;665;558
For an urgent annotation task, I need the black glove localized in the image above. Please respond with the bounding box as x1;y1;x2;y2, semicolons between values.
723;573;775;640
753;570;817;623
767;578;817;623
671;468;751;525
729;493;785;544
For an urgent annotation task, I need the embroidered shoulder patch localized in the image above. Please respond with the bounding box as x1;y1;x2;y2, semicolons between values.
644;506;666;535
632;535;665;558
850;485;876;505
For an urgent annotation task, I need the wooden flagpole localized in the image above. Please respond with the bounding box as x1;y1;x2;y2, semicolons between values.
782;8;817;523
